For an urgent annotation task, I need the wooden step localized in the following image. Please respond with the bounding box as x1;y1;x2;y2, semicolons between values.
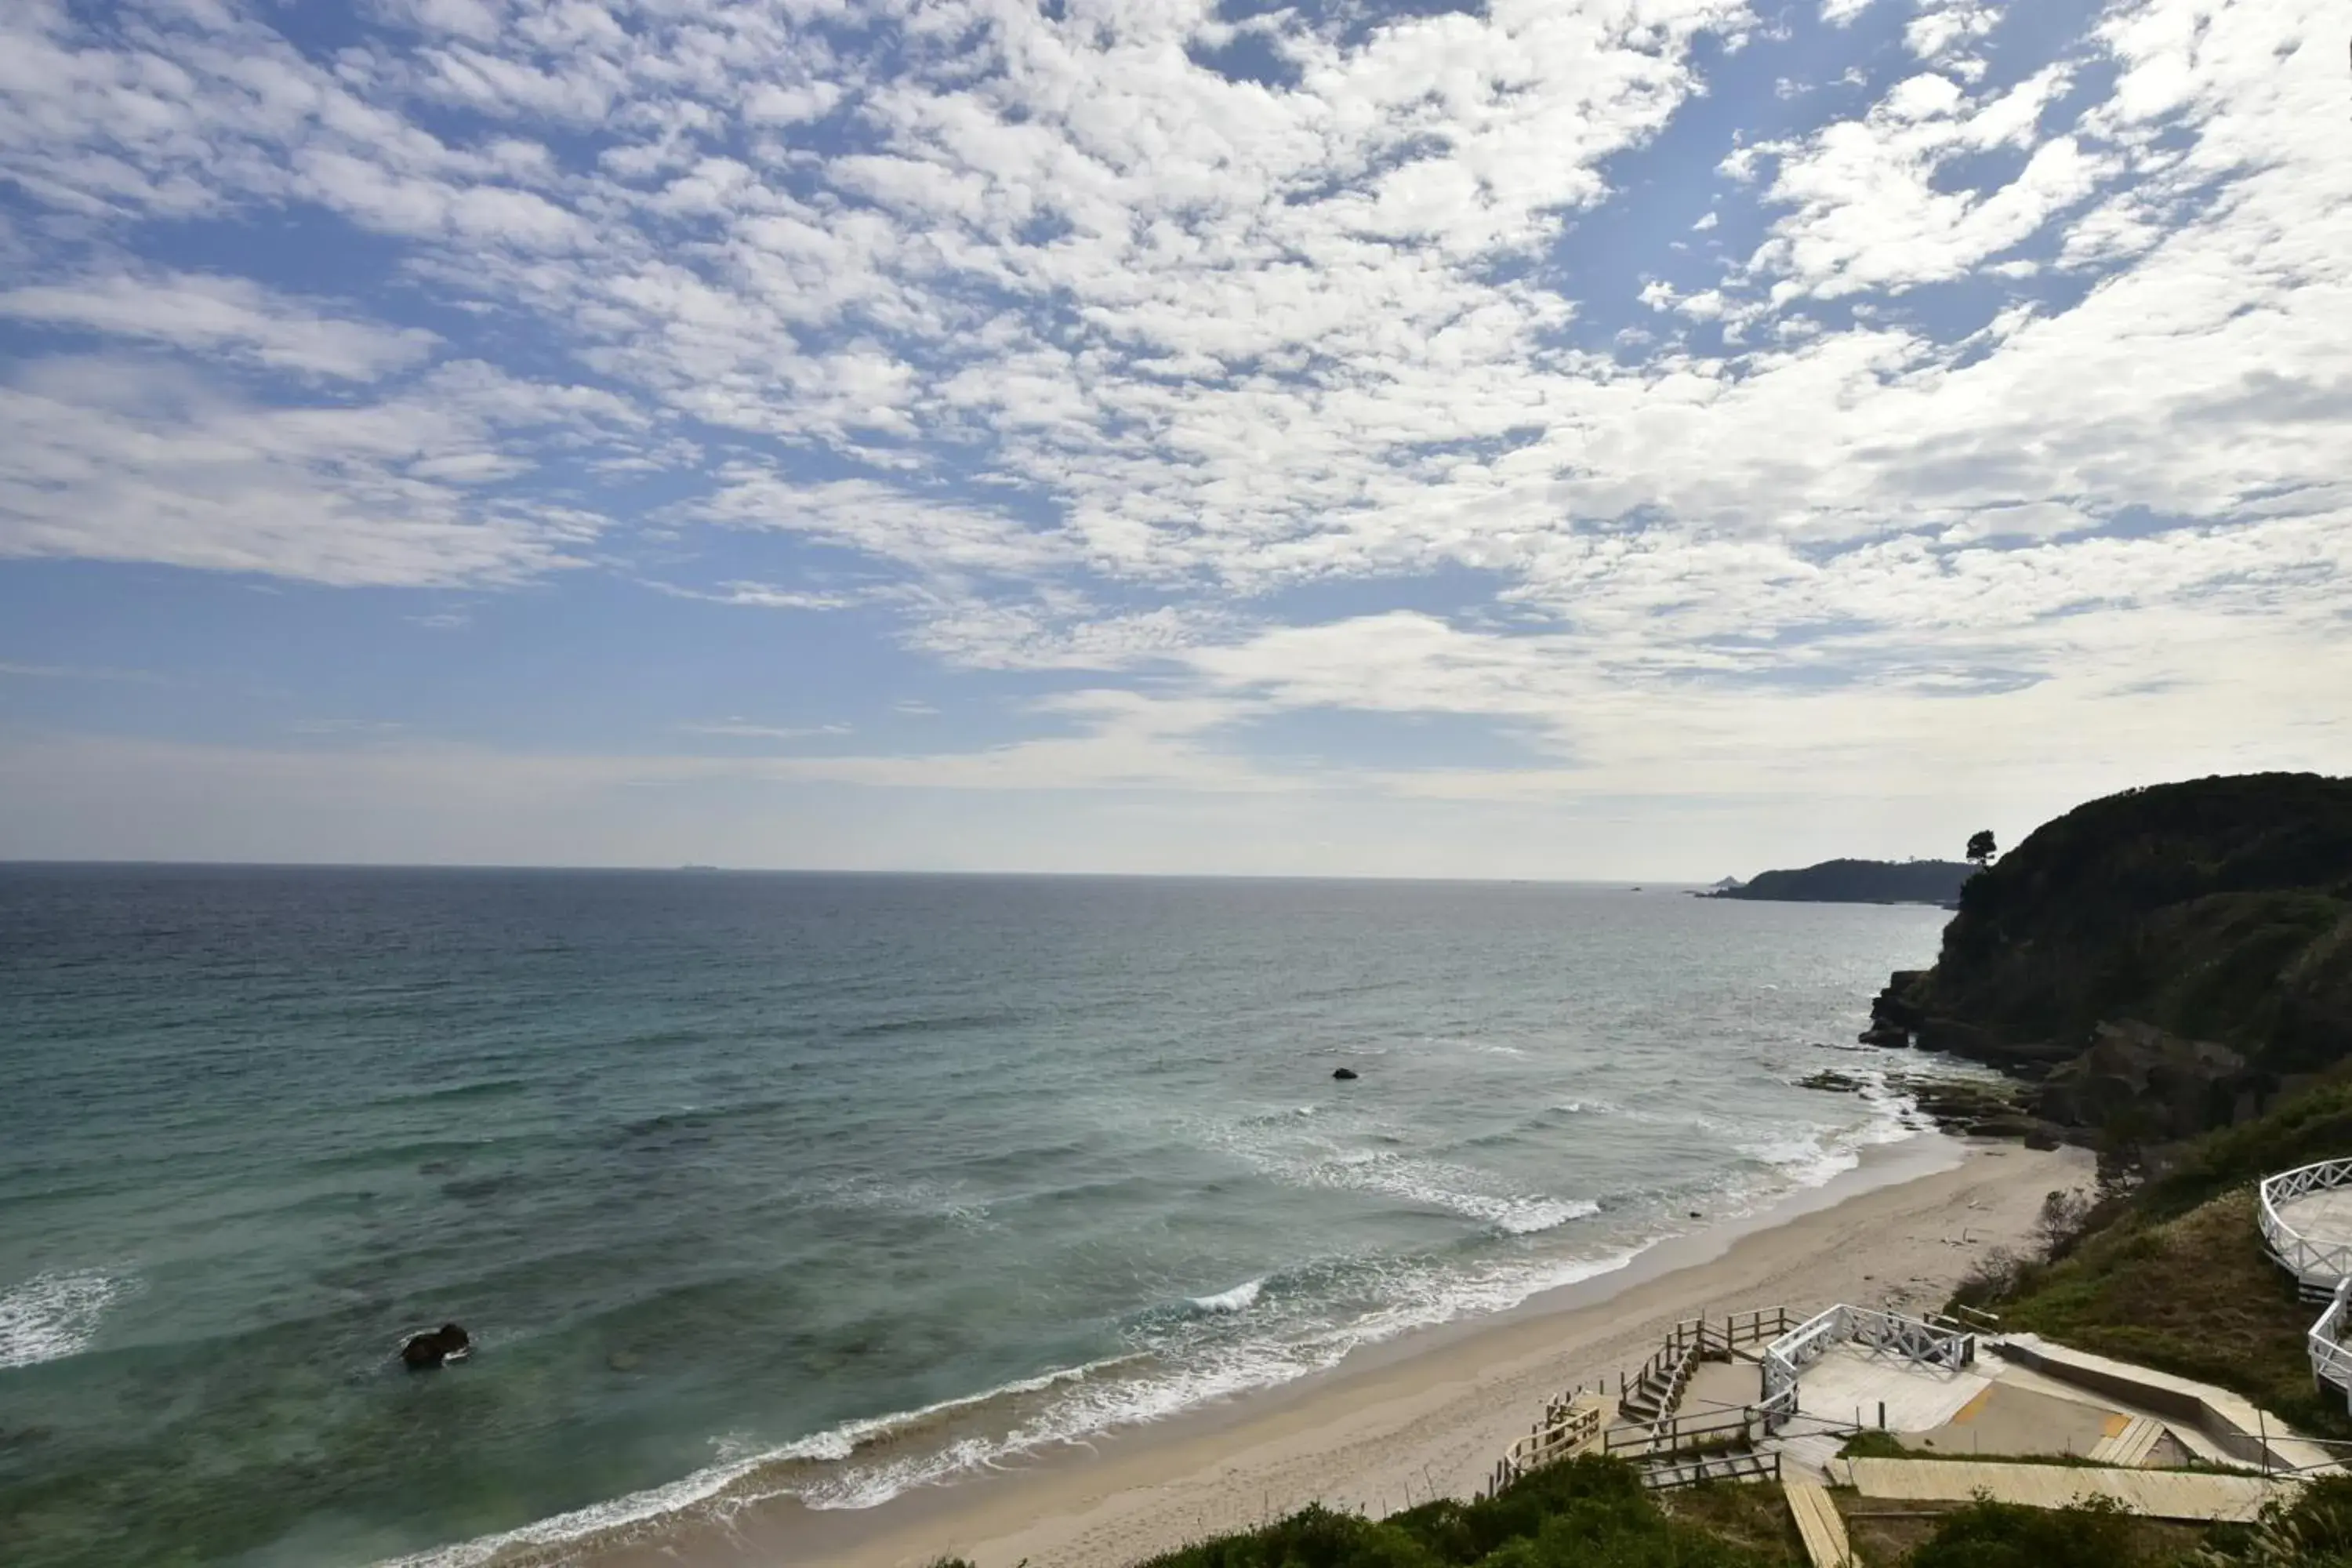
1784;1479;1855;1568
2087;1414;2165;1468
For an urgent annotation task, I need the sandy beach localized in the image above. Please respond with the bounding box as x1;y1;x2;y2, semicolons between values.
553;1134;2091;1568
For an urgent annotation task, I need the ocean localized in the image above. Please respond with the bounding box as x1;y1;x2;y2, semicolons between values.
0;866;1951;1567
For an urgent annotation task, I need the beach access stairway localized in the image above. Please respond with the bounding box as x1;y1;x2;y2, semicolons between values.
1494;1304;1981;1497
1486;1310;1796;1497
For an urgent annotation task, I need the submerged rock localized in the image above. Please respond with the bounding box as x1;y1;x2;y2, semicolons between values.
1331;1067;1359;1081
401;1323;471;1370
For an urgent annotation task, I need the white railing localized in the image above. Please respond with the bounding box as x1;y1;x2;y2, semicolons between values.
2311;1278;2352;1407
2259;1160;2352;1289
1759;1305;1974;1431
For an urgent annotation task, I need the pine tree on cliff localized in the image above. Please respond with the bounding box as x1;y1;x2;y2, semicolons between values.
1966;829;1998;866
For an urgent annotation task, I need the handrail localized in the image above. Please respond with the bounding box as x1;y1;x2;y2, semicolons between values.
1639;1447;1781;1491
1491;1307;1806;1494
2310;1278;2352;1406
2259;1160;2352;1287
1759;1305;1973;1431
1602;1406;1762;1457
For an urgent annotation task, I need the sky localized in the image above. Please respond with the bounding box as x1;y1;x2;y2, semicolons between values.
0;0;2346;879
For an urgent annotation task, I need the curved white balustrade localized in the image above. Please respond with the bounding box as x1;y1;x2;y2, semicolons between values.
2259;1160;2352;1406
2259;1158;2352;1293
2311;1279;2352;1408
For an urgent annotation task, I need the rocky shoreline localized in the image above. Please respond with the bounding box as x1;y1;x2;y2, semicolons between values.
1819;964;2299;1163
1798;1065;2063;1149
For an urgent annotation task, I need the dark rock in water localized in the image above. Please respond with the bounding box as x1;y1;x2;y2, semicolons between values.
1687;1210;1703;1219
1857;1025;1911;1048
1799;1069;1867;1094
1332;1067;1359;1081
401;1323;471;1370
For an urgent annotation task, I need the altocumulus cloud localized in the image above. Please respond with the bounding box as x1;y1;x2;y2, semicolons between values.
0;0;2347;869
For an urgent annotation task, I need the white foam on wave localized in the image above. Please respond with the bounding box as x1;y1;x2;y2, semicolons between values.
1190;1277;1264;1314
374;1356;1134;1567
1738;1131;1860;1190
1196;1109;1599;1240
786;1238;1653;1513
0;1268;128;1370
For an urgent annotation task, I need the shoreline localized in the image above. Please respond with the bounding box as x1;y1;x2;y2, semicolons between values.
518;1134;2088;1568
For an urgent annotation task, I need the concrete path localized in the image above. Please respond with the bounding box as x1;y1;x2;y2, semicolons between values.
1994;1334;2341;1473
1784;1480;1853;1568
1843;1456;2299;1522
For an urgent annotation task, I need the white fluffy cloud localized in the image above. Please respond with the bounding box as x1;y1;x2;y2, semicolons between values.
0;0;2347;840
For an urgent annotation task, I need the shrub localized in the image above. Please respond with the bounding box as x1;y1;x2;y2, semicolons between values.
1905;1496;2143;1568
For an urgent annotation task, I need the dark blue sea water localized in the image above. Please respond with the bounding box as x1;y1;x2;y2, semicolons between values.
0;866;1951;1567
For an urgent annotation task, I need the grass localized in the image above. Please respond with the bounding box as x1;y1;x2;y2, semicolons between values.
1965;1185;2352;1439
1890;1497;2200;1568
1658;1479;1807;1559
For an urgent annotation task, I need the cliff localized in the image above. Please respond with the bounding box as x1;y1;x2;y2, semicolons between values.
1711;858;1976;905
1872;773;2352;1143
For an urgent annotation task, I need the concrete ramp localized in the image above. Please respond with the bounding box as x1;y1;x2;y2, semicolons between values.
1845;1456;2298;1523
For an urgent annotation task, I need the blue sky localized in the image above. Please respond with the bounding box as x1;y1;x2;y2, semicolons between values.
0;0;2345;877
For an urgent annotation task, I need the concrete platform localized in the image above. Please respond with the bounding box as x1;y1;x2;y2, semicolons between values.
2272;1187;2352;1259
1792;1344;1988;1436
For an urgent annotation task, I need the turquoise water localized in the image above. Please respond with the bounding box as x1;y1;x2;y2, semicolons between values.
0;867;1948;1566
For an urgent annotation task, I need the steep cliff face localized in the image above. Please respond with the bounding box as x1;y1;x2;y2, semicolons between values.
1887;773;2352;1139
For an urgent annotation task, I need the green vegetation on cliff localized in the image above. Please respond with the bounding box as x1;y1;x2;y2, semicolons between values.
1712;858;1976;906
1915;772;2352;1078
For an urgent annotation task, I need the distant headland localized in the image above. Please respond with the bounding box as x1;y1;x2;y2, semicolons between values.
1703;857;1976;906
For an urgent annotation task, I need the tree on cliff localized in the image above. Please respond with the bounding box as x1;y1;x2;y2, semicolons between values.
1967;829;1998;866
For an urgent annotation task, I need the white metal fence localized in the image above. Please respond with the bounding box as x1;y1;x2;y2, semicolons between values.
1759;1305;1975;1431
2259;1159;2352;1291
2311;1278;2352;1407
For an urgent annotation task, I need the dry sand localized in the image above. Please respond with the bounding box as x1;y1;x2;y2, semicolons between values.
564;1134;2090;1568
